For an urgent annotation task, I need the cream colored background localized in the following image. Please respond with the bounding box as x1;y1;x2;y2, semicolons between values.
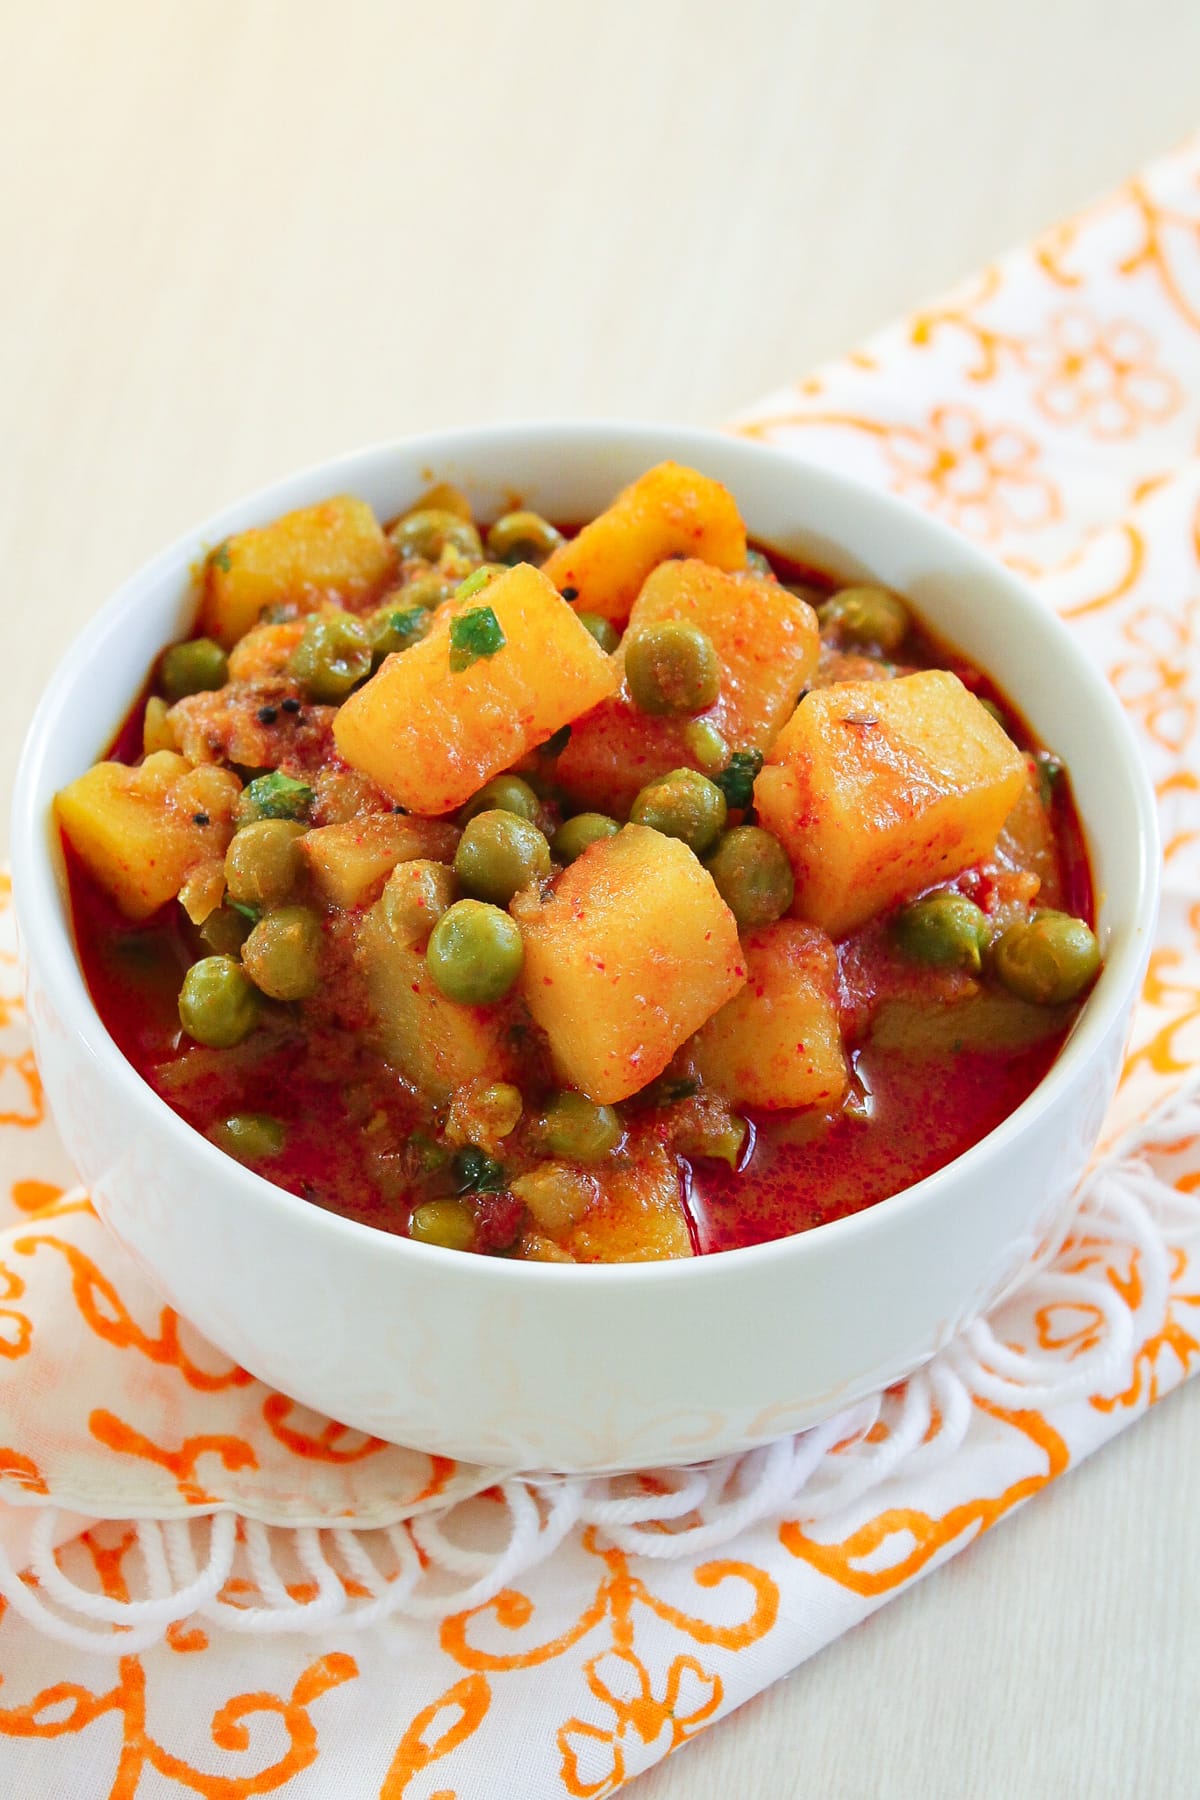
3;1;1197;1794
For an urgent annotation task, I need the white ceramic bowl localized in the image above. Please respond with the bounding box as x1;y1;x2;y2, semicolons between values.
13;423;1159;1472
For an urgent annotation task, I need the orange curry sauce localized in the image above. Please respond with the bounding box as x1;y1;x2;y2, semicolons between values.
64;554;1093;1256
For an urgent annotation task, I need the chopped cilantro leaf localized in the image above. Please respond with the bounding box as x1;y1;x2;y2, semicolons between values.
452;1145;506;1193
407;1131;449;1174
449;605;506;673
714;749;764;810
210;540;232;574
241;770;314;823
375;607;429;656
644;1074;699;1106
227;899;261;923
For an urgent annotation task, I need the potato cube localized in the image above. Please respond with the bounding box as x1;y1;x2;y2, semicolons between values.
550;703;686;819
55;752;241;921
511;824;745;1104
333;563;619;814
693;921;847;1110
512;1128;694;1261
540;462;747;626
357;900;518;1104
199;496;394;648
992;756;1064;909
567;1131;694;1261
226;618;309;683
301;815;458;909
754;671;1027;938
556;561;819;814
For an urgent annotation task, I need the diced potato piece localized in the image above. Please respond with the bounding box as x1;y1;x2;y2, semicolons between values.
226;618;309;682
141;697;177;755
567;1133;693;1261
199;496;394;648
178;856;227;925
312;764;394;826
557;561;819;814
511;1132;693;1261
511;1163;599;1234
402;481;474;522
511;824;745;1104
631;561;819;728
333;563;619;814
550;704;686;820
540;462;747;626
693;921;847;1110
55;752;241;921
992;756;1064;909
870;990;1071;1057
754;672;1027;938
301;815;458;909
444;1077;524;1153
357;899;518;1104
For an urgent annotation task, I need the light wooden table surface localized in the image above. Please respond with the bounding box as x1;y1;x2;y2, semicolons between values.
4;3;1198;1794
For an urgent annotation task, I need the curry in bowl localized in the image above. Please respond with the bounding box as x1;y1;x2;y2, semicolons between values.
57;462;1099;1262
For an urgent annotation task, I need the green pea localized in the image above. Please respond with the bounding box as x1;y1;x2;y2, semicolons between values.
551;812;620;864
674;1110;748;1169
426;900;524;1004
713;748;764;811
454;811;550;905
457;775;541;825
485;510;564;566
289;613;373;702
161;638;228;702
631;769;727;855
991;912;1101;1006
705;826;794;928
242;905;323;1002
452;1143;506;1192
576;612;620;654
538;1092;622;1160
401;571;457;609
224;819;306;908
817;586;910;654
391;508;482;563
894;892;992;974
368;604;432;665
210;1112;287;1161
684;718;730;774
178;955;261;1047
407;1130;450;1174
409;1198;476;1251
625;622;721;716
380;859;457;944
197;905;253;958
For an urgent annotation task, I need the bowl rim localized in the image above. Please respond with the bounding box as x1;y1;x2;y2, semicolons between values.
11;417;1161;1291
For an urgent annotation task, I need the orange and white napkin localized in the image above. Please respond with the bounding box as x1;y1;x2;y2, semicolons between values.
0;138;1197;1799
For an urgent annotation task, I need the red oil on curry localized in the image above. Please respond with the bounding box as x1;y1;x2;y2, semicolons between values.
63;544;1095;1256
